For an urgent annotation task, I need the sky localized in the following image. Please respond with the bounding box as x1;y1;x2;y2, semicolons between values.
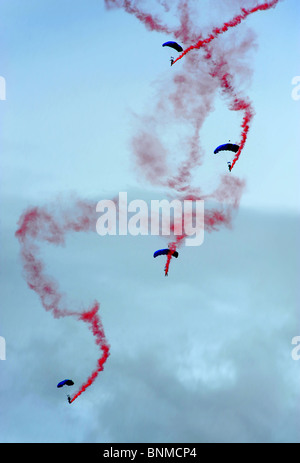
0;0;300;443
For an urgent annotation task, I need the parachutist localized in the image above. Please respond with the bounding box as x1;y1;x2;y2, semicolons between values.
67;395;71;404
227;162;232;171
170;57;174;66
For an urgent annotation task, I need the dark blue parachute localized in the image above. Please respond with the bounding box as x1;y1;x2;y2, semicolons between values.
57;379;74;388
162;41;183;52
214;143;239;154
153;249;179;258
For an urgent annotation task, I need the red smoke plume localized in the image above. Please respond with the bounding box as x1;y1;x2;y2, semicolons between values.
210;66;255;171
172;0;281;65
15;201;110;403
16;0;281;401
110;0;280;273
169;1;280;172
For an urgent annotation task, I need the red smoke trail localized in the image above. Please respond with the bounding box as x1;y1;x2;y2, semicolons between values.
105;0;281;173
104;0;197;41
15;201;110;403
172;0;281;66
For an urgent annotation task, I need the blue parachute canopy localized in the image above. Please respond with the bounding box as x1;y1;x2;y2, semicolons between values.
57;379;74;388
153;249;179;259
214;143;239;154
162;41;183;52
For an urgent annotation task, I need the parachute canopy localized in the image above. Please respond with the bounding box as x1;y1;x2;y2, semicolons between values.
214;143;239;154
153;249;179;259
162;41;183;52
57;379;74;388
